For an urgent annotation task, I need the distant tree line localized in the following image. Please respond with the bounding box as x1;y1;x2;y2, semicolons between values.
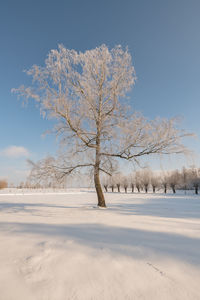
102;166;200;194
15;165;200;195
16;180;67;189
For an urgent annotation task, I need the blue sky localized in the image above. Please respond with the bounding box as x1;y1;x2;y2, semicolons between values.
1;0;200;184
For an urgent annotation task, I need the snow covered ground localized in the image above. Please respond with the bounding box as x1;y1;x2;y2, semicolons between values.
0;190;200;300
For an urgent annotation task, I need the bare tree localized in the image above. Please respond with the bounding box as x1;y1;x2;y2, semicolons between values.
140;169;151;193
151;174;160;193
168;170;181;193
122;176;129;193
109;176;115;193
102;176;109;192
180;167;188;194
18;181;24;189
27;157;64;188
129;174;135;193
188;167;200;194
13;44;192;207
135;171;142;193
116;182;121;193
113;172;123;192
161;173;168;194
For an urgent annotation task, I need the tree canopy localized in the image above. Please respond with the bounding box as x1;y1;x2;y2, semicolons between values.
13;44;192;206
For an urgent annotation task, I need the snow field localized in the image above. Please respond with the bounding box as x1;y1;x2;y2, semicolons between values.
0;191;200;299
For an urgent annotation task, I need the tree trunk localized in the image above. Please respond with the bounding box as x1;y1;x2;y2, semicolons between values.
131;184;134;193
170;184;176;193
117;184;120;192
94;129;106;207
94;116;106;207
164;187;167;193
195;186;198;195
94;167;106;207
152;186;156;193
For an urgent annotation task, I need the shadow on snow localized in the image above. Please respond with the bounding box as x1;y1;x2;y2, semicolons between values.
0;221;200;266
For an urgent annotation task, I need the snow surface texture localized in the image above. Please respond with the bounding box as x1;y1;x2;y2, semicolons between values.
0;190;200;300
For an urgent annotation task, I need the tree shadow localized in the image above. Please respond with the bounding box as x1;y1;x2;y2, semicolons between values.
108;195;200;219
1;193;200;219
0;202;79;214
0;221;200;266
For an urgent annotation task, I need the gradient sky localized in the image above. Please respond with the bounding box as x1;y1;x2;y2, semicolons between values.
1;0;200;184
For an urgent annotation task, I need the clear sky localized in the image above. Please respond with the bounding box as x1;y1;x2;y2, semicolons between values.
1;0;200;184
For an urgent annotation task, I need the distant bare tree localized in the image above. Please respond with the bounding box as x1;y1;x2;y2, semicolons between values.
168;170;181;193
18;181;24;189
161;173;168;194
102;176;109;192
129;174;135;193
13;44;193;207
120;176;128;193
104;184;108;192
116;182;121;193
135;171;142;193
151;175;160;193
27;157;66;188
181;167;188;194
109;176;115;193
113;172;122;193
188;167;200;194
140;169;151;193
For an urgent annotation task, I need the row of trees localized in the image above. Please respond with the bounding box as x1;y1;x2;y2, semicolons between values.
102;167;200;194
4;166;200;194
25;164;200;195
17;180;67;189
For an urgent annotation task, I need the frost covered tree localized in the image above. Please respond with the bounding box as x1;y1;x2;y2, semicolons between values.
129;174;135;193
102;176;109;192
27;157;64;188
109;176;115;193
13;44;192;207
150;175;160;193
135;171;142;193
188;167;200;194
181;167;188;194
168;170;181;193
140;169;151;193
122;176;129;193
113;172;123;192
161;173;169;194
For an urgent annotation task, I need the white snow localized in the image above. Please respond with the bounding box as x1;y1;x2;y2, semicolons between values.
0;190;200;299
